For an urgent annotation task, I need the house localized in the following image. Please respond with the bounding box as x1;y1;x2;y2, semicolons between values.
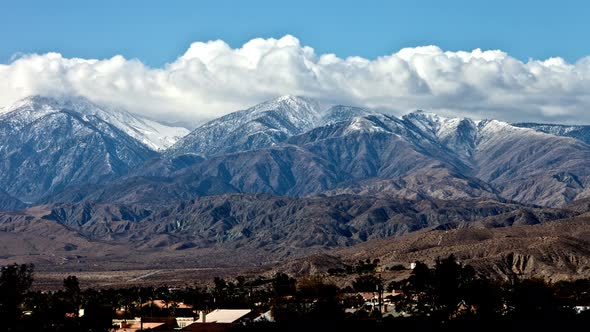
356;290;401;303
142;300;193;310
179;309;253;331
112;318;165;331
141;299;196;316
176;317;198;328
112;309;254;332
201;309;252;323
253;310;274;322
180;323;235;332
112;317;177;331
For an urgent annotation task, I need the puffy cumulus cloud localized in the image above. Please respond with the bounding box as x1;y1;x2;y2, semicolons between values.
1;35;590;125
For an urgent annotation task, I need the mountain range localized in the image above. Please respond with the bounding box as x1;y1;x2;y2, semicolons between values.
514;122;590;146
38;95;590;208
0;96;187;204
1;94;590;281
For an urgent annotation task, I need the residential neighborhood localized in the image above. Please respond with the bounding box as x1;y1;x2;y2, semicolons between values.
2;256;589;331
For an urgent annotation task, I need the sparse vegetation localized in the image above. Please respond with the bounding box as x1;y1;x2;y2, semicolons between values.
385;264;406;271
327;258;380;276
2;258;590;331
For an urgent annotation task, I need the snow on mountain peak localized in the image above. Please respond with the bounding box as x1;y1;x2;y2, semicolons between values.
477;119;531;134
403;110;469;140
407;109;447;121
275;94;311;104
2;95;189;151
513;123;590;146
251;95;323;124
168;95;327;157
343;116;389;134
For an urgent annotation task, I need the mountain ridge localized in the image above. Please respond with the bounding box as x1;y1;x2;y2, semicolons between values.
1;95;590;281
2;95;190;151
166;95;378;158
514;122;590;145
4;95;590;208
12;95;584;209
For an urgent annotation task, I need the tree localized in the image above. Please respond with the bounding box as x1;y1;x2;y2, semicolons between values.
0;263;34;325
505;278;561;318
394;261;433;317
272;273;296;298
273;276;343;323
432;254;475;319
352;274;382;292
64;275;80;294
81;300;115;332
395;255;478;321
63;275;81;317
297;276;339;301
463;278;503;320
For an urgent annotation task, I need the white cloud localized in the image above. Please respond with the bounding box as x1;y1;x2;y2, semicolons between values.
1;35;590;125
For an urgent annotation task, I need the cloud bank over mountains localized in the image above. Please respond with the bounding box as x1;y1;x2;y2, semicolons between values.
1;35;590;125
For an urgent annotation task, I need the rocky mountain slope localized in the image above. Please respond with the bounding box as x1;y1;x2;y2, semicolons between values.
0;194;588;281
0;189;27;210
4;95;590;208
1;96;189;151
166;96;376;158
515;122;590;145
335;215;590;281
52;103;590;208
2;95;590;282
38;195;525;252
0;96;184;203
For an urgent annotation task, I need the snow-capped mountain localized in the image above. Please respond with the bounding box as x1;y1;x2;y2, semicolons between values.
60;103;590;208
514;123;590;145
0;96;161;203
2;94;590;208
167;95;323;157
4;95;590;279
400;111;552;164
2;96;189;151
402;110;479;161
320;105;378;125
397;112;590;206
167;95;376;157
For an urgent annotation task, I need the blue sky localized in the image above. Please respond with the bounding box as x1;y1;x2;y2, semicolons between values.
2;0;590;125
1;0;588;66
